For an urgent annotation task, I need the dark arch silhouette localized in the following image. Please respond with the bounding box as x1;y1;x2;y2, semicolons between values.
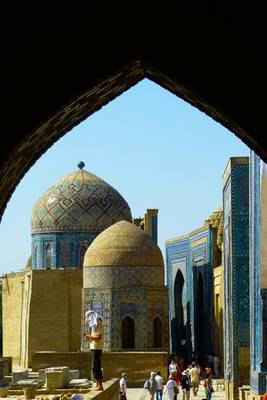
153;315;162;348
121;316;135;349
196;272;205;356
1;3;267;219
172;270;186;354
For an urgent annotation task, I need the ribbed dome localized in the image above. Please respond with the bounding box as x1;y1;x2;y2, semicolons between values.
31;169;132;234
83;220;164;268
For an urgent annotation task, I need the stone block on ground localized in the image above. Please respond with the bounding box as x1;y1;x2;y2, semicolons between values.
46;366;69;387
68;378;92;388
15;378;42;388
45;371;64;389
12;369;28;384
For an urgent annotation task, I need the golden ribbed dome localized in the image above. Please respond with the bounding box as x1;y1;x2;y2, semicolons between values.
83;220;164;268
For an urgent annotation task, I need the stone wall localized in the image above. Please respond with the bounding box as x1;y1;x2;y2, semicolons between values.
28;269;83;364
32;351;168;386
2;271;28;366
2;269;83;367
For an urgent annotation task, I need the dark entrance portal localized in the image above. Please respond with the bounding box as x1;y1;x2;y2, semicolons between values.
153;315;163;348
121;316;135;349
173;270;186;355
196;272;205;357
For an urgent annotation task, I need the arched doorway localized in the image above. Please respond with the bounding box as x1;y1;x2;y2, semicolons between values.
121;316;135;349
196;272;205;356
173;270;187;354
153;315;162;348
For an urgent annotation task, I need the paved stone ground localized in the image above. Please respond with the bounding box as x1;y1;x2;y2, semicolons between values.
126;380;226;400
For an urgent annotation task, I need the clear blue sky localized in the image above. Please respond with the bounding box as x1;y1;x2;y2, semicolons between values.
0;79;249;274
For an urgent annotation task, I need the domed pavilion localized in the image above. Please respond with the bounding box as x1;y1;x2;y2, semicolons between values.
31;163;132;269
82;220;169;351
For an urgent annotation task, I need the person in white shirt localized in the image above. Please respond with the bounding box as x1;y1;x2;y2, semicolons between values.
155;371;164;400
119;372;128;400
164;374;178;400
84;310;104;391
169;360;178;375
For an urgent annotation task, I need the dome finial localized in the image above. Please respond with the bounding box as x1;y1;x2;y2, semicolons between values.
77;161;85;170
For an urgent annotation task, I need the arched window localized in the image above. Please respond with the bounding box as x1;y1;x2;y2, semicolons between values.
77;241;89;267
153;315;162;348
34;244;38;269
121;316;135;349
45;243;53;268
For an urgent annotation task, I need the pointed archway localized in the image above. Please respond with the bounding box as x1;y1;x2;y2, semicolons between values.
172;270;187;354
121;316;135;349
196;272;205;356
153;315;163;348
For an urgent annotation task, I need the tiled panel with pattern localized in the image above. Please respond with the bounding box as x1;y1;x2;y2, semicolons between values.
84;265;164;288
223;159;249;387
31;169;132;234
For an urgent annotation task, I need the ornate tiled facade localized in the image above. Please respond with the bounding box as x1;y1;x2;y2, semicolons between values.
223;157;250;394
166;224;214;359
82;220;169;352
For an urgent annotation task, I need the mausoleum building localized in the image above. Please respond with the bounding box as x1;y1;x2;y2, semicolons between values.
82;220;169;351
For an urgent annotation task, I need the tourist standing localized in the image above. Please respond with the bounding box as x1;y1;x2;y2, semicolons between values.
84;310;104;391
169;359;178;375
203;367;214;400
164;374;178;400
155;371;164;400
189;361;200;396
119;372;128;400
180;370;190;400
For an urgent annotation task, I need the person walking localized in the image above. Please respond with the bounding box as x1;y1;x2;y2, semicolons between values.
119;372;128;400
189;361;200;396
144;372;157;400
164;374;178;400
203;367;214;400
84;310;104;391
180;370;190;400
155;371;164;400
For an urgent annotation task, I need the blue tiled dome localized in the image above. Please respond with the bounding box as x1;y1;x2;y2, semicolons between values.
31;169;132;234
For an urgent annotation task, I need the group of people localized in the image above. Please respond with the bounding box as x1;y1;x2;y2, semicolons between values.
138;357;214;400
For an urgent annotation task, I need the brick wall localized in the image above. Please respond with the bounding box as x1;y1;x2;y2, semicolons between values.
32;351;168;386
